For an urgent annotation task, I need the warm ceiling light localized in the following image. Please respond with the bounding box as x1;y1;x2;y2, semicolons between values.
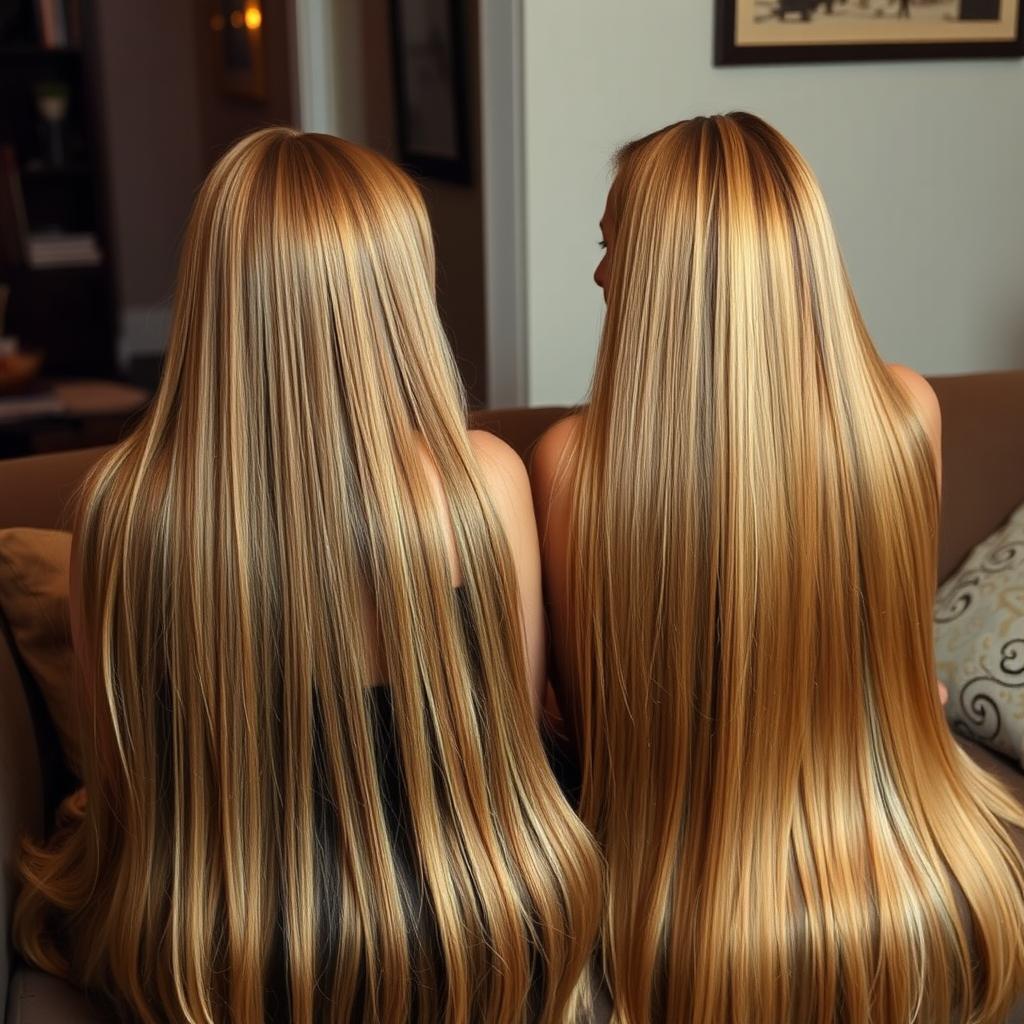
244;5;262;29
229;9;244;28
210;12;225;30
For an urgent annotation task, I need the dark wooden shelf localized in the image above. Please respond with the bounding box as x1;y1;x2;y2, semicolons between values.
0;44;81;56
0;1;116;380
21;163;91;179
23;262;106;274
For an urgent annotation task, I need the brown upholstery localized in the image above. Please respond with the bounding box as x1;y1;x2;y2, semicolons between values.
0;447;107;535
6;970;109;1023
931;372;1024;583
470;406;571;461
0;628;42;1020
0;374;1020;1021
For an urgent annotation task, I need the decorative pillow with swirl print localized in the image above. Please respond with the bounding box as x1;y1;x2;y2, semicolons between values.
934;501;1024;767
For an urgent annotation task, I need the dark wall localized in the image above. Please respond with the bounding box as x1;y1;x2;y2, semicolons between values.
192;0;297;168
94;0;204;307
362;0;488;405
96;1;296;319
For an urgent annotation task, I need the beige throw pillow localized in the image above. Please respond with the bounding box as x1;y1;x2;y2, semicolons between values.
934;503;1024;767
0;528;79;772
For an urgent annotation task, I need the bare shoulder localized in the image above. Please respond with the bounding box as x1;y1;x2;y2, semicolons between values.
889;364;942;485
468;429;531;509
530;413;582;507
417;431;532;577
415;438;462;583
889;364;940;425
468;430;541;561
468;434;547;714
889;364;941;444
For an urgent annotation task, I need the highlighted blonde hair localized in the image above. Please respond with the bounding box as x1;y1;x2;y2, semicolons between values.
567;113;1024;1023
15;128;600;1023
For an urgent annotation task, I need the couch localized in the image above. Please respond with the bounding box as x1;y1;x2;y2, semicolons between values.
2;373;1024;1022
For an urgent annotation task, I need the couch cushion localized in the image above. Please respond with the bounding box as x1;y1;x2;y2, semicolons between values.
0;448;109;534
6;967;108;1023
469;407;570;460
935;501;1024;765
0;630;42;1020
0;530;78;774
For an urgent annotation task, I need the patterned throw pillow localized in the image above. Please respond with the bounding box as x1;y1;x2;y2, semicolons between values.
934;502;1024;766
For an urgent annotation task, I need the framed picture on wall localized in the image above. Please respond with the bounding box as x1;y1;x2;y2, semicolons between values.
210;0;266;100
715;0;1024;63
390;0;471;184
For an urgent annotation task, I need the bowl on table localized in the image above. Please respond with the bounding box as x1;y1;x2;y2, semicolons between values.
0;351;44;394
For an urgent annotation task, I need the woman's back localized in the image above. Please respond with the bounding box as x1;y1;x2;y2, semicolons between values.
533;112;1024;1024
14;128;601;1024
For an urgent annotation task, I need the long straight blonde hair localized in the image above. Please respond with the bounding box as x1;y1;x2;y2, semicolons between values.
567;113;1024;1023
15;128;600;1023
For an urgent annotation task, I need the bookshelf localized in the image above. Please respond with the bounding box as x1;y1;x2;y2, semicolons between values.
0;0;117;378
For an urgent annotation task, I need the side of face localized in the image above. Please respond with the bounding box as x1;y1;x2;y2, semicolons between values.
593;189;613;299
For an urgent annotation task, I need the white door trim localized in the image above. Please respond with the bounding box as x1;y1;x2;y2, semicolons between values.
480;0;527;408
293;0;337;134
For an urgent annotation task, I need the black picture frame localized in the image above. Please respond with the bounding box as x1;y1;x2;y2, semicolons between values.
715;0;1024;64
390;0;471;185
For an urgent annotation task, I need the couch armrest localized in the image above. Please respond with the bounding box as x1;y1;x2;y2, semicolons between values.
0;448;110;533
0;626;43;1016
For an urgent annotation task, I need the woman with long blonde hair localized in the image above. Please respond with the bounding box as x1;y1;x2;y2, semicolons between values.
533;112;1024;1023
15;128;602;1023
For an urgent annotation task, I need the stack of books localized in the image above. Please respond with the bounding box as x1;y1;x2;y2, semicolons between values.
1;149;104;268
26;231;102;268
34;0;82;48
0;147;28;268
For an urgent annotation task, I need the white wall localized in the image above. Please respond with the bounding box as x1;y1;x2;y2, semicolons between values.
481;0;527;406
521;0;1024;406
295;0;338;133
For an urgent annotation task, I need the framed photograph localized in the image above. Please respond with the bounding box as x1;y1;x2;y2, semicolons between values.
210;1;266;100
716;0;1024;64
390;0;471;184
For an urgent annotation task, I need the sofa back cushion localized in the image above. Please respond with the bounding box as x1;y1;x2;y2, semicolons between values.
0;376;1021;584
931;372;1024;583
0;446;108;533
0;628;43;1013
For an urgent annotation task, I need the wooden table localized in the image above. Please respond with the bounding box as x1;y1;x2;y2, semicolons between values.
0;379;150;458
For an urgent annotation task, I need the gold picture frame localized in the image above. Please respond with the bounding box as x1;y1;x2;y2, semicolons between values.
716;0;1024;63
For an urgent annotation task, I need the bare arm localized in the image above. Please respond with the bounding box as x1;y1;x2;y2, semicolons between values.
469;430;547;717
889;365;946;707
889;363;942;493
528;415;581;717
